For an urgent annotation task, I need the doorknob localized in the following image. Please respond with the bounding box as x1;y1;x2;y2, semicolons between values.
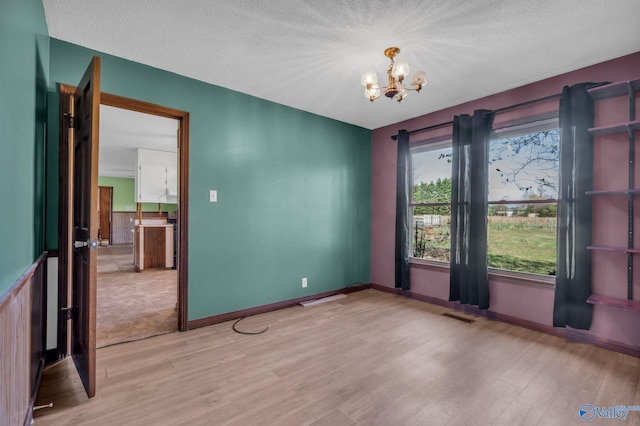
74;239;98;249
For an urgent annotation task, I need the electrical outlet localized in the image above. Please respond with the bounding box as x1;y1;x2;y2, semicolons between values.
302;277;307;288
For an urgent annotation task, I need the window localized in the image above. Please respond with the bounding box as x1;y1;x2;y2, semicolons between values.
410;142;452;262
408;118;559;276
488;120;559;275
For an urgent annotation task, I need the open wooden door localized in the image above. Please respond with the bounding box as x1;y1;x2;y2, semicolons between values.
70;56;101;398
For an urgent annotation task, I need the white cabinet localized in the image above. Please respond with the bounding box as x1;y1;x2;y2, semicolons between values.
135;148;178;204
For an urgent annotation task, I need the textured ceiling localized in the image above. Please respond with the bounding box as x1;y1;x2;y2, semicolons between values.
43;0;640;130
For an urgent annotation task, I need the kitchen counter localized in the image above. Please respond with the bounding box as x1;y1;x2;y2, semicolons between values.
134;221;174;271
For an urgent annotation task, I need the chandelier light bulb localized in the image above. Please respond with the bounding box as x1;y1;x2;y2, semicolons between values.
396;83;408;102
364;85;381;102
361;71;378;87
411;70;427;91
391;60;410;82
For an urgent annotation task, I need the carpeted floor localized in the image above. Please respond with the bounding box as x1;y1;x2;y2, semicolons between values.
97;244;177;348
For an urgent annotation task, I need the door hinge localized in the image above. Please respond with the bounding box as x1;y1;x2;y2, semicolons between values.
63;112;74;129
61;306;76;320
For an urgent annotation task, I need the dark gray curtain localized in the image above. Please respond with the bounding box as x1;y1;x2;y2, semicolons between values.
450;110;494;309
553;83;599;329
395;130;411;291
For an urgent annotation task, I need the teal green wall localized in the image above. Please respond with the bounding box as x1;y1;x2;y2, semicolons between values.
0;0;49;294
98;176;176;212
48;39;371;320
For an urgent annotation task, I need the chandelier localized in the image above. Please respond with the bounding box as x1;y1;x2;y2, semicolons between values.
360;47;427;102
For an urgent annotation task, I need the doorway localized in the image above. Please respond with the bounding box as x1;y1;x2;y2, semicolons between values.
96;105;180;347
58;84;190;355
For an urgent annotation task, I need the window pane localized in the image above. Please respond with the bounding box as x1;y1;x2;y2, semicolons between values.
488;203;557;275
413;206;450;261
488;126;559;275
489;129;560;201
411;145;452;261
412;146;452;204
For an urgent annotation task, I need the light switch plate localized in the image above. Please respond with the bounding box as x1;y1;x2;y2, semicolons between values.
209;190;217;203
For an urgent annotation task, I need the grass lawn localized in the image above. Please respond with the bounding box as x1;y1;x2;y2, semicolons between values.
414;220;557;275
488;224;556;275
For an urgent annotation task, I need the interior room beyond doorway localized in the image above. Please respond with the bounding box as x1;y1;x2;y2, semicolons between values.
96;105;180;347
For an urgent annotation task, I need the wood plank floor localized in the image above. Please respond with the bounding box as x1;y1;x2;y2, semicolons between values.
97;244;177;348
35;290;640;425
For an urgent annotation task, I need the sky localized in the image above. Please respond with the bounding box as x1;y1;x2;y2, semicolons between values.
412;130;559;202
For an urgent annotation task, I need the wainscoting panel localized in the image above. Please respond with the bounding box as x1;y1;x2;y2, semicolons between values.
0;253;47;426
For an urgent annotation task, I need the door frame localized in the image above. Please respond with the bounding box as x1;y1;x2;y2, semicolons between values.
58;86;190;350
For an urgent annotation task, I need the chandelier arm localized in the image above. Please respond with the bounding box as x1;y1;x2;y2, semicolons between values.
373;84;423;90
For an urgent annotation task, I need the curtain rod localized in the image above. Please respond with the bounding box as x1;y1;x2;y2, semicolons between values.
489;92;561;115
390;120;453;141
390;92;562;141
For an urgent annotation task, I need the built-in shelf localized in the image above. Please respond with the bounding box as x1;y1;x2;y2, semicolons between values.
587;245;640;254
586;189;640;196
588;77;639;310
587;294;640;311
588;79;640;100
588;119;640;136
